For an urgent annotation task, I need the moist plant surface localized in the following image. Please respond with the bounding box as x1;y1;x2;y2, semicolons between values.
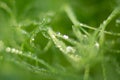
0;0;120;80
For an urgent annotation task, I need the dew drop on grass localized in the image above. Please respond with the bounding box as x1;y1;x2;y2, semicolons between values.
95;42;99;49
69;54;80;61
19;51;23;54
57;32;61;35
58;45;64;52
6;47;11;52
11;48;16;53
66;46;75;53
31;38;35;41
63;35;69;39
15;50;19;54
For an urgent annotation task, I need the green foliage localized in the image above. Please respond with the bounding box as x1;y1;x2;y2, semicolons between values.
0;0;120;80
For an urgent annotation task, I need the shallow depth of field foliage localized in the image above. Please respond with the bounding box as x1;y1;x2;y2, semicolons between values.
0;0;120;80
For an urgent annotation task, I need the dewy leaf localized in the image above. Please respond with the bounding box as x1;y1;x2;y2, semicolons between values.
5;46;54;72
48;28;68;54
0;1;120;80
65;5;120;37
48;28;81;67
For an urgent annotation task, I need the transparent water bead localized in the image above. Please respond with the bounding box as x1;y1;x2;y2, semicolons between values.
6;47;11;52
31;38;35;41
6;47;23;54
69;54;80;61
11;48;16;53
57;45;65;53
19;51;23;54
66;46;75;53
57;32;61;35
63;35;69;39
15;50;19;54
95;42;99;49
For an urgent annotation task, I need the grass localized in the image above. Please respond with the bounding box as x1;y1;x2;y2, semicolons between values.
0;0;120;80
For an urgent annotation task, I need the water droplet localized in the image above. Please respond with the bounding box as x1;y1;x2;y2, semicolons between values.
19;51;22;54
83;35;87;38
15;50;19;54
6;47;11;52
63;35;69;39
11;48;16;53
57;45;64;52
31;38;35;41
57;32;61;35
66;46;75;53
95;42;99;49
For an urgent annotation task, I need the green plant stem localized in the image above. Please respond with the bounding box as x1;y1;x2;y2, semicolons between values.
64;5;120;37
102;62;107;80
43;41;52;52
84;64;90;80
64;5;79;25
99;8;120;45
